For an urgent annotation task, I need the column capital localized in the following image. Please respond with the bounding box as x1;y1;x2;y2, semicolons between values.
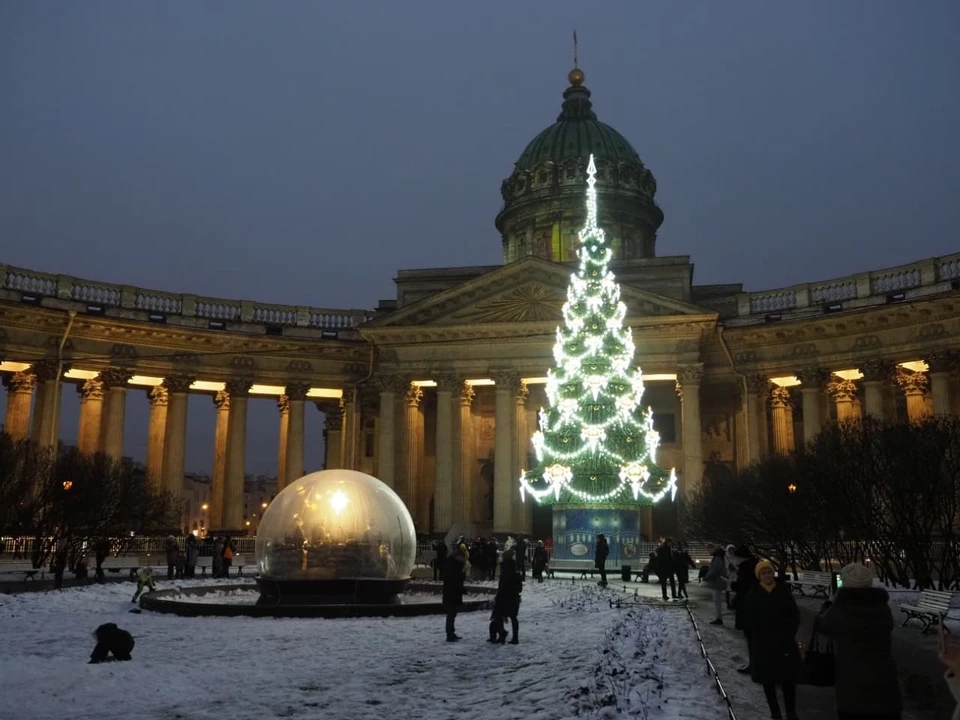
895;367;929;396
376;374;409;394
99;367;132;389
315;400;344;430
147;385;168;407
826;378;859;403
459;383;476;407
797;367;826;389
31;360;61;382
924;351;959;375
4;371;37;394
77;377;104;401
676;363;705;387
213;389;230;411
224;378;253;398
768;386;793;409
490;369;522;394
515;381;529;406
744;374;769;396
404;384;424;407
284;382;310;401
433;371;460;393
277;394;290;414
859;359;893;384
163;374;195;394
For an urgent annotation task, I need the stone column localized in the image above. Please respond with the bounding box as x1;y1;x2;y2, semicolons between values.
317;401;343;470
282;383;308;489
222;379;252;531
859;360;890;419
797;368;824;443
433;372;458;533
827;378;860;422
376;376;403;489
145;386;168;489
276;395;290;488
769;387;796;454
744;375;767;463
677;364;704;495
454;382;476;525
733;384;750;472
341;392;358;470
31;360;62;450
3;371;36;440
926;353;957;416
401;384;424;528
211;390;230;530
512;381;531;534
98;368;130;459
492;370;519;534
160;374;193;512
76;378;104;454
896;368;931;422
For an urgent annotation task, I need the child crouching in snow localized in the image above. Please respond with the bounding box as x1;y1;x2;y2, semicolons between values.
89;623;135;664
132;567;156;602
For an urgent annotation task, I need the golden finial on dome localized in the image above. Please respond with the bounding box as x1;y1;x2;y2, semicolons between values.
569;30;584;86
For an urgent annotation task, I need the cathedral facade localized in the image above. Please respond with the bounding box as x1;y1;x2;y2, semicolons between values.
2;68;959;538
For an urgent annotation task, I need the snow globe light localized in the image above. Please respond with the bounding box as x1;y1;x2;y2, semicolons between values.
254;469;416;605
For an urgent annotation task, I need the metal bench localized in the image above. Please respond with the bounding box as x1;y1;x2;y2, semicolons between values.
790;570;834;598
197;557;214;575
900;589;955;633
545;560;596;580
234;554;250;576
100;556;141;578
0;562;45;580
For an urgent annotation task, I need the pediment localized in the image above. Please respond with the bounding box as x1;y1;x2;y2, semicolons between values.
365;257;714;329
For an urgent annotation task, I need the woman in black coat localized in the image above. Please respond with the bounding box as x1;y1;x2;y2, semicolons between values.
816;562;901;719
744;560;801;720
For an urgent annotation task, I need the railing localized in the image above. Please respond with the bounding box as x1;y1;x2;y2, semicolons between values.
737;252;960;318
0;264;375;331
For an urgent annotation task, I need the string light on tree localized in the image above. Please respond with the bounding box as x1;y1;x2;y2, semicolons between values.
518;154;678;505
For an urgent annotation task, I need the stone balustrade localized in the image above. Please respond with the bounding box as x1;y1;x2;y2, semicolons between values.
734;252;960;322
1;264;375;333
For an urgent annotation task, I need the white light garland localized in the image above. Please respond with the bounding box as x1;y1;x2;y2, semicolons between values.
518;154;678;505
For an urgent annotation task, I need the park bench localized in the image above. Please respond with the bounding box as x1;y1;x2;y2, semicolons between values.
197;557;214;575
789;570;834;598
0;562;45;580
100;556;141;578
233;555;250;576
900;589;956;633
545;560;596;580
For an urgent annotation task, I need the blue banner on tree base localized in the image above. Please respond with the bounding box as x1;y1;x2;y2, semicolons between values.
551;505;643;563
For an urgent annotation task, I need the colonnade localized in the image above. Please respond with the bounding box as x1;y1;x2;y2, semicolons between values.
1;362;323;533
742;354;958;462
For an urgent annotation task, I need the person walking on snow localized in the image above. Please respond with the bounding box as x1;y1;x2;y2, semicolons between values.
131;567;156;602
443;546;467;642
704;545;729;625
595;534;610;587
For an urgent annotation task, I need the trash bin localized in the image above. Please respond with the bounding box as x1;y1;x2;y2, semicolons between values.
621;565;631;582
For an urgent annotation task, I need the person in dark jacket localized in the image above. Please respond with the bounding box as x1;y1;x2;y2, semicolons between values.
733;545;760;673
89;623;135;664
94;538;110;584
816;562;901;719
655;538;676;600
744;560;801;720
672;542;695;599
515;535;528;578
185;534;199;578
164;535;178;580
483;538;499;580
489;549;522;644
433;539;448;582
532;540;548;583
442;547;467;641
595;534;610;587
703;546;729;625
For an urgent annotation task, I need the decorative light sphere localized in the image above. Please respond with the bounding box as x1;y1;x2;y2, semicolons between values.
255;470;416;583
568;68;585;86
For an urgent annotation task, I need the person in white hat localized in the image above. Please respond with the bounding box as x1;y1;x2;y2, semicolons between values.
816;562;901;719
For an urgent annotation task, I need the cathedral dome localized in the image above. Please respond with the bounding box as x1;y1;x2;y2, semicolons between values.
496;69;664;264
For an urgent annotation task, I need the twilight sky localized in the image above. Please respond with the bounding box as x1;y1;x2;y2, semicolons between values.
1;1;959;474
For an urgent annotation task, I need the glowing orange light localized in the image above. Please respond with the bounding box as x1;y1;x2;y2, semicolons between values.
62;481;73;490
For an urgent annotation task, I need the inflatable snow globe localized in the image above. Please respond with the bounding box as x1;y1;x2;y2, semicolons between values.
254;469;417;605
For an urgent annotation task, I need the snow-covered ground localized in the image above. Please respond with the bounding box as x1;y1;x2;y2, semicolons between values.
0;578;726;720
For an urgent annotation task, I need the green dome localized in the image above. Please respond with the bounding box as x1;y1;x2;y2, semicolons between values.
515;83;641;170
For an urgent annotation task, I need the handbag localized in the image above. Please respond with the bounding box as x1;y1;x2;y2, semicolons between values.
802;625;835;687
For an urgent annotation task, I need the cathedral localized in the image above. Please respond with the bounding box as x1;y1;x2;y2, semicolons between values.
1;67;958;540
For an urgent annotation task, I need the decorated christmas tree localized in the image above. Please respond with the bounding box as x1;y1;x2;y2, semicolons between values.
519;155;677;506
